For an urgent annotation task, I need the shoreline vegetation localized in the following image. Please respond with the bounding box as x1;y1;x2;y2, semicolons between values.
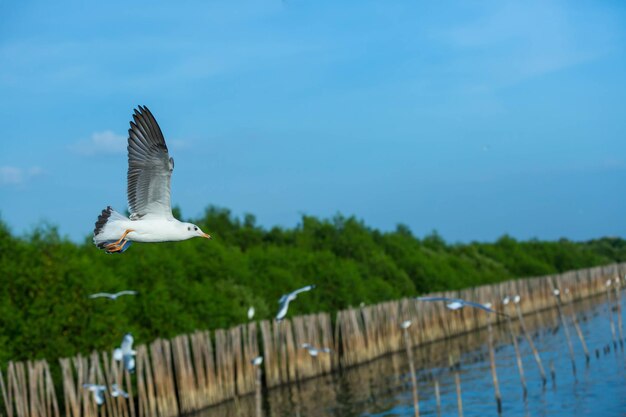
1;205;625;364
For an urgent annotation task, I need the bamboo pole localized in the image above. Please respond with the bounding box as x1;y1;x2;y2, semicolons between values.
552;288;576;376
612;277;624;349
502;297;526;397
605;280;618;349
513;296;547;385
486;307;502;415
401;321;419;417
434;379;441;417
562;288;590;363
450;355;463;417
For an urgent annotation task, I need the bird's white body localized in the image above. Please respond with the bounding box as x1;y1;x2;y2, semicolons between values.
96;215;201;243
301;343;332;357
400;320;412;329
446;301;463;310
111;383;129;398
248;306;255;320
83;384;106;405
113;334;136;373
251;356;263;366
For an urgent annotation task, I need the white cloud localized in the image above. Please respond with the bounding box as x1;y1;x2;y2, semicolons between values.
70;131;126;156
0;166;43;186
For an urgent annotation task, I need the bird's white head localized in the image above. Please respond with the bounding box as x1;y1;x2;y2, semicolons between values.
183;223;212;240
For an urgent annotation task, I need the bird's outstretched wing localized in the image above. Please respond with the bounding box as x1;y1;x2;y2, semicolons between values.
462;300;495;312
292;285;315;296
89;293;113;299
415;296;455;303
115;290;138;297
127;106;174;220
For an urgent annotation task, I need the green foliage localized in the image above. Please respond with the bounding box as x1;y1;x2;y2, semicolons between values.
0;206;623;363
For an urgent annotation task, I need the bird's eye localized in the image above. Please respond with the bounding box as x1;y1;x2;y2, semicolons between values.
194;226;198;231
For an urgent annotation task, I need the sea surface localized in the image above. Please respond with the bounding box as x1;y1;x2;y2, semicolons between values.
199;291;626;417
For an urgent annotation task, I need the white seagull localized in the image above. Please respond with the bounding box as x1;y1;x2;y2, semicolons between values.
301;343;333;357
83;383;106;405
251;356;263;366
113;333;136;373
110;383;129;398
416;296;505;315
89;290;138;300
400;320;412;329
248;306;255;320
93;106;211;253
275;285;316;321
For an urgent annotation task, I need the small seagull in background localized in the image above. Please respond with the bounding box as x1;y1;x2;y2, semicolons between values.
400;320;412;329
300;343;332;357
110;383;129;398
83;383;106;405
251;356;263;366
416;296;506;316
275;285;315;321
513;295;521;304
113;333;136;373
248;306;255;320
89;290;138;300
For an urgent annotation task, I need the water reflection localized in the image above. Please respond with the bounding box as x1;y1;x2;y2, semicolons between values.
196;292;626;417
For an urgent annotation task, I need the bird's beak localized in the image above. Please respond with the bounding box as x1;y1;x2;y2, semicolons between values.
202;233;212;239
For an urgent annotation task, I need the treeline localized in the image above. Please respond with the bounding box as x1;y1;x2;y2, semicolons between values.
0;206;625;363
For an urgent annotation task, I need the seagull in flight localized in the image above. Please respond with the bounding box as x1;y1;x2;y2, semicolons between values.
83;384;106;405
113;333;136;373
89;290;138;300
300;343;333;357
248;306;255;320
110;383;129;398
93;106;211;253
416;296;505;315
275;285;315;321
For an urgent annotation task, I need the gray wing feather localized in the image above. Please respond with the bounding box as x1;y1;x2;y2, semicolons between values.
415;296;456;302
127;106;174;219
292;285;315;296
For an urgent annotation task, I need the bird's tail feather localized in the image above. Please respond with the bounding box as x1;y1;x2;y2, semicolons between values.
93;206;131;253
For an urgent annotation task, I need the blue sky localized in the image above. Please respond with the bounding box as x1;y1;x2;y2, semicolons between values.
1;0;625;242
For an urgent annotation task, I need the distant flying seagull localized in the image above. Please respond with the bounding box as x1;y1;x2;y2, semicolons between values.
83;384;106;405
416;296;504;315
113;333;136;373
110;383;129;398
300;343;333;357
89;290;138;300
275;285;315;321
248;306;255;320
93;106;211;253
251;356;263;366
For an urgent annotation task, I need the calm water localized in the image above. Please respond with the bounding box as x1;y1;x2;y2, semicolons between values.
199;292;626;417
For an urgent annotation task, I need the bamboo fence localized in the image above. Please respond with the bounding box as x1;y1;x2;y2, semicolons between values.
0;262;624;417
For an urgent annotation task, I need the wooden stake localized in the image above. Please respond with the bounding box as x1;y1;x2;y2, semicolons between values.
552;289;576;376
434;379;442;417
613;277;624;349
487;311;502;415
401;322;420;417
450;355;463;417
563;290;590;363
605;281;619;349
514;298;547;385
503;299;527;397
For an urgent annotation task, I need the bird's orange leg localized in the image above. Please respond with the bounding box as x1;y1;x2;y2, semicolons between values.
105;229;134;252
